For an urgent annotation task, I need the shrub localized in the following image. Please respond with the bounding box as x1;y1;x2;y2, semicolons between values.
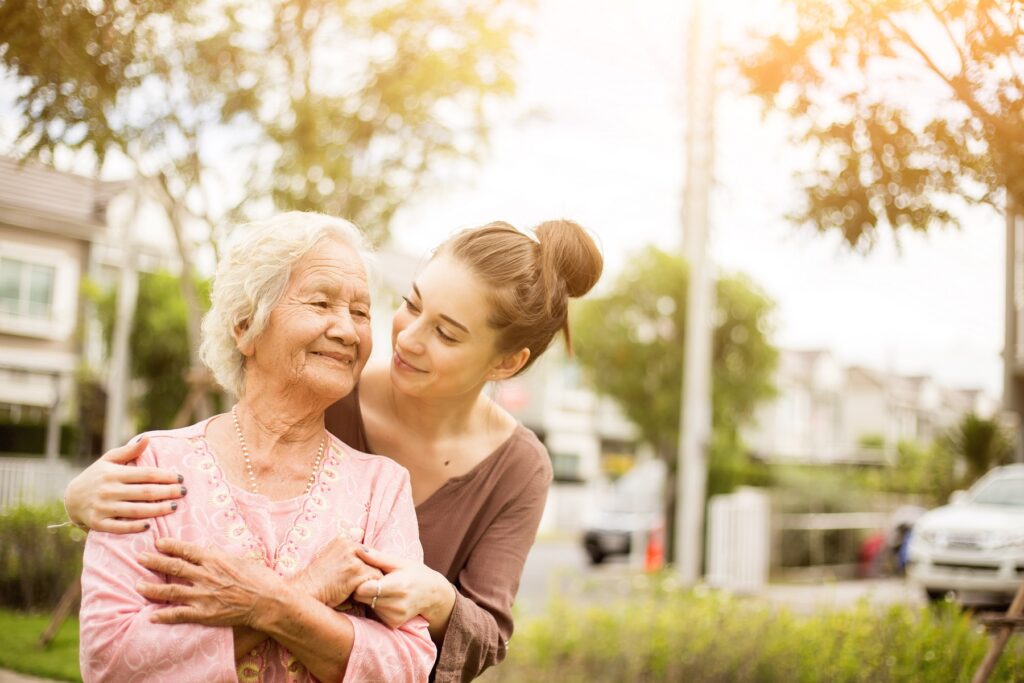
0;503;85;611
485;583;1024;682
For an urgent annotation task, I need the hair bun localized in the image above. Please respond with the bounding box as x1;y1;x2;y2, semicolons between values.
535;219;603;298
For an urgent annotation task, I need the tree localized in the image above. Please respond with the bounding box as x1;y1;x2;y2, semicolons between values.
0;0;524;241
90;272;212;432
572;247;779;495
738;0;1023;249
1;0;525;419
939;411;1014;486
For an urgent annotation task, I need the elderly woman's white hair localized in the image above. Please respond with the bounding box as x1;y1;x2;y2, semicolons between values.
200;212;373;397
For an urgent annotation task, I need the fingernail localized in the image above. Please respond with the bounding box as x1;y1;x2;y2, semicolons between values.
143;523;150;530
170;502;178;511
177;474;184;483
361;544;370;552
180;486;188;496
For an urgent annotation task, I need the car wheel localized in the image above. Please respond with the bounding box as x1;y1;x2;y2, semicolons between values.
925;589;952;603
587;549;606;565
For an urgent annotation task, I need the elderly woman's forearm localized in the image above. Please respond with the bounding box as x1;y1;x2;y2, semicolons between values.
253;584;355;681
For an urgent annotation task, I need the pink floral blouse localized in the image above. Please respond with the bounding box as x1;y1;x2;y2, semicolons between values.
79;418;435;683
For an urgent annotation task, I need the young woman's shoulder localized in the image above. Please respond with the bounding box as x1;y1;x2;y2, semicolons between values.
504;424;553;486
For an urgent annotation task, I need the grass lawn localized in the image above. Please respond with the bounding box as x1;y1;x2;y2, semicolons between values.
0;609;80;682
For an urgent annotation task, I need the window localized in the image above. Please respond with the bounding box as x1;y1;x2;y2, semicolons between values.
0;258;56;320
550;451;584;483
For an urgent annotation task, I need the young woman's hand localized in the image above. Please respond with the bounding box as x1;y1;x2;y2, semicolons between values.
64;437;187;533
352;546;457;639
292;536;384;608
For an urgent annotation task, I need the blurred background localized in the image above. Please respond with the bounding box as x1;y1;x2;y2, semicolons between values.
0;0;1023;680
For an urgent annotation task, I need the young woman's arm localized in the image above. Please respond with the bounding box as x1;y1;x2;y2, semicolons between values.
350;456;552;683
64;438;185;533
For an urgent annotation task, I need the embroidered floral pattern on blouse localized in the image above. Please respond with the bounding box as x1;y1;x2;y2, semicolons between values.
187;437;352;681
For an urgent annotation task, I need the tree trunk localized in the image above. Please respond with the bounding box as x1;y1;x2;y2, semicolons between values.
153;174;212;423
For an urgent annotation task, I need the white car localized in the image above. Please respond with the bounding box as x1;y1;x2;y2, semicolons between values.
907;464;1024;602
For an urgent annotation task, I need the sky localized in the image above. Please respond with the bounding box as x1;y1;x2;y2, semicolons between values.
387;0;1006;397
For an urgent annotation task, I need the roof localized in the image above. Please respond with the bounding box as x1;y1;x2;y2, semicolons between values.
0;155;129;239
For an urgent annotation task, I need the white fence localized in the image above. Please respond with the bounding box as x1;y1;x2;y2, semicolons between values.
0;457;81;511
706;487;771;593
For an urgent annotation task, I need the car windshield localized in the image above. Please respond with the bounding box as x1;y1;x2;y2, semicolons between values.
970;476;1024;506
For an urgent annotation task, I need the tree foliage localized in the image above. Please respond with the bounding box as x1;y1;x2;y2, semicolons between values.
738;0;1024;250
571;247;778;478
0;0;526;241
90;272;211;432
939;410;1015;485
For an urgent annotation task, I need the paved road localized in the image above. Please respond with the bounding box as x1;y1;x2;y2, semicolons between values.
516;534;934;617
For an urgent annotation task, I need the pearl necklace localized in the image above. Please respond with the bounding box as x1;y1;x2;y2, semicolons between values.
231;406;326;495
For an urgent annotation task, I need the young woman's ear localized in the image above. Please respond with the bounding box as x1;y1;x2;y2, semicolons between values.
489;348;530;381
234;320;254;357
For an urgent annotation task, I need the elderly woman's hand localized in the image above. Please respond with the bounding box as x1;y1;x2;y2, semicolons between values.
293;536;384;608
352;547;457;638
136;538;286;628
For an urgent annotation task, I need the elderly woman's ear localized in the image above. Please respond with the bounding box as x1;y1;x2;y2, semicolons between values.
233;320;255;357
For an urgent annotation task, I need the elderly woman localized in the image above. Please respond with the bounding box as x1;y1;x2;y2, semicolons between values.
78;213;435;682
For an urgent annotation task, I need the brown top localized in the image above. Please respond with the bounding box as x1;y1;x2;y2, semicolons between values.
325;390;553;682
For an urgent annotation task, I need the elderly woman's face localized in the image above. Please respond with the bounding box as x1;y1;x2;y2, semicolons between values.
241;237;372;400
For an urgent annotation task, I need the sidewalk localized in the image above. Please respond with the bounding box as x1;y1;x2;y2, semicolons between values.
0;671;61;683
753;577;925;614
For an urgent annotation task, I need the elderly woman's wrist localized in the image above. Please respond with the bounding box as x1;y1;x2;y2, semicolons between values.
287;572;318;601
251;581;306;632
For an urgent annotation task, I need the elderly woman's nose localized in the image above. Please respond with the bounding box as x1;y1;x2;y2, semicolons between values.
326;308;360;344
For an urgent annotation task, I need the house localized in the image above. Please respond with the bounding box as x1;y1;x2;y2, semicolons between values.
0;156;177;459
745;348;998;464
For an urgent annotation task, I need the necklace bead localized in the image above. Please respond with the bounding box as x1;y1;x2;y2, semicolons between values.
231;406;325;495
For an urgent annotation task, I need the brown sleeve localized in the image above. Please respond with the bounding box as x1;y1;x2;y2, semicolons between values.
433;461;552;683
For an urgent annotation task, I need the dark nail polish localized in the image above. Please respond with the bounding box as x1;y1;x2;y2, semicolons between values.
180;486;188;496
143;523;150;530
177;474;184;483
170;502;178;511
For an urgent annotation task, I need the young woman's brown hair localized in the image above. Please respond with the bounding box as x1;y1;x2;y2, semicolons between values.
436;219;603;373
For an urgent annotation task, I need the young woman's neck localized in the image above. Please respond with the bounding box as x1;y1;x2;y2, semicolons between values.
383;372;488;442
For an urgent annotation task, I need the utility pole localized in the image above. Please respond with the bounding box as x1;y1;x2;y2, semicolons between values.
1005;196;1024;462
675;0;717;584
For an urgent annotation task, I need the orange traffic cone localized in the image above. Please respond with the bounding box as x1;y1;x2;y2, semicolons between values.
644;522;665;572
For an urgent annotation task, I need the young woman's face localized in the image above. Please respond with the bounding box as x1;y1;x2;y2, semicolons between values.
390;254;510;399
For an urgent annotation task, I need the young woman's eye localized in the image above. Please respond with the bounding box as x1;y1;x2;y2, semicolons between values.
437;328;457;343
402;296;420;313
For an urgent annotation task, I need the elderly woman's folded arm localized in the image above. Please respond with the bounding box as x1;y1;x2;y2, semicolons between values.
79;458;434;683
79;526;239;683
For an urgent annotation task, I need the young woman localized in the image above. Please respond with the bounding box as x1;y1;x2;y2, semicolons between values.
65;219;603;682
